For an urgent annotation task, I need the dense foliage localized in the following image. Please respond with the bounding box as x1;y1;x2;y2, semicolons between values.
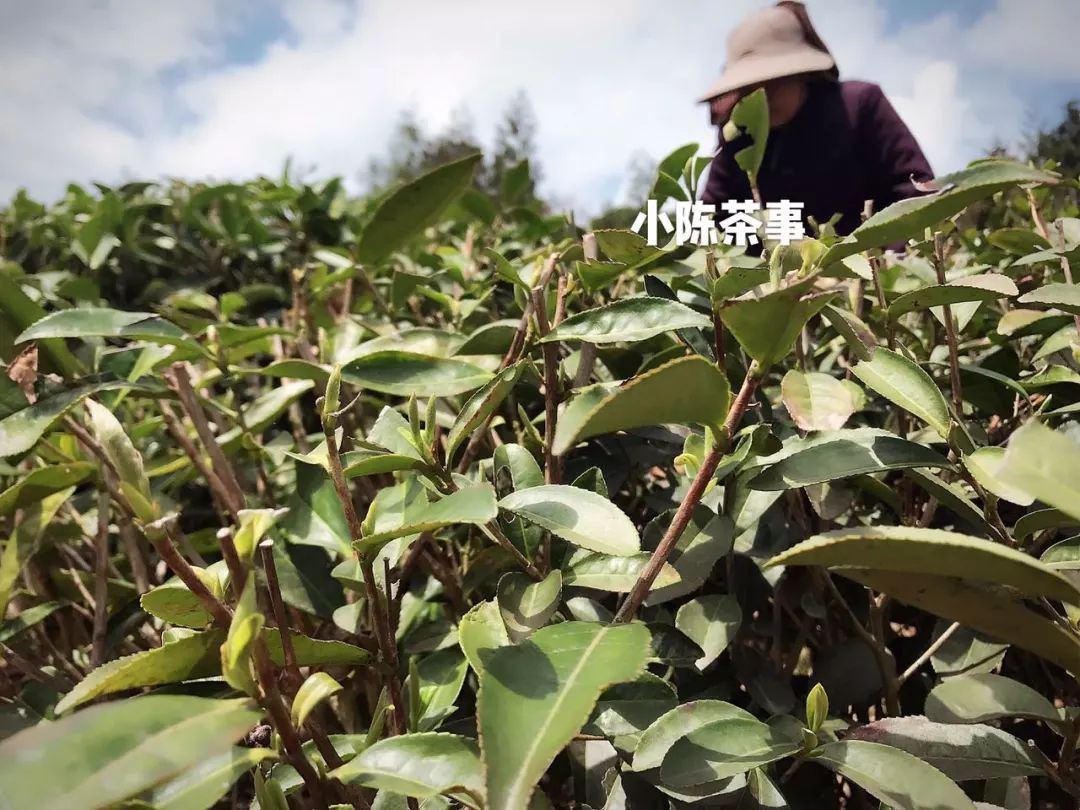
2;92;1080;810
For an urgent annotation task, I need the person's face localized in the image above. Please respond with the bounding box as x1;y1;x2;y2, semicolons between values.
708;75;808;128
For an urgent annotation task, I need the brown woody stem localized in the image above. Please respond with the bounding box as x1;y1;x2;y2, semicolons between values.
323;421;406;735
146;516;232;628
613;367;760;623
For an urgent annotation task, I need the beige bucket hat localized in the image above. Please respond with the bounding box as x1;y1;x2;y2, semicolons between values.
697;3;836;103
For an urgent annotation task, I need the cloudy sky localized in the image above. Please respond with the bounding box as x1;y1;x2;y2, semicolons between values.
2;0;1078;215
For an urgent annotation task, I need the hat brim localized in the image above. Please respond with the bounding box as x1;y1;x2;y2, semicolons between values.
696;47;835;103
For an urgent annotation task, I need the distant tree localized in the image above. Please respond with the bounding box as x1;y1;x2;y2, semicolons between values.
1029;100;1080;177
363;93;543;208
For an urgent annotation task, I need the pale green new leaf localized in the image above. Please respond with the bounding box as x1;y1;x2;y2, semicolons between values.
53;622;223;717
457;600;510;675
291;672;343;728
357;484;498;553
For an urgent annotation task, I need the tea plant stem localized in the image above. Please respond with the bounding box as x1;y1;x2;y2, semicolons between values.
899;620;960;685
259;539;301;687
216;528;248;595
531;285;562;485
145;516;232;628
251;640;330;810
322;421;406;736
932;233;964;416
1;643;71;692
158;400;234;521
165;362;247;515
90;488;110;669
614;365;760;623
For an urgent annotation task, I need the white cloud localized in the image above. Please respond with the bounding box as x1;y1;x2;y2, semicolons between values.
1;0;1077;214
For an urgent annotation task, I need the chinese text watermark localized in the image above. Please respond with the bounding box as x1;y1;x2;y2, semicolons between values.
631;199;805;247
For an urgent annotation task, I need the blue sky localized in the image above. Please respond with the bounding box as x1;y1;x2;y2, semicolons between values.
1;0;1078;215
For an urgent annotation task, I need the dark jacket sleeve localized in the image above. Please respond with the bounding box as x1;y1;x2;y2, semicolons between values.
857;83;934;208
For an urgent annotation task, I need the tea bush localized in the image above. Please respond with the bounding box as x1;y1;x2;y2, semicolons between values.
2;96;1080;809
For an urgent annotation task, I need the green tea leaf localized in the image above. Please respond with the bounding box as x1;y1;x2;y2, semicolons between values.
17;307;188;346
767;526;1080;604
659;716;801;786
749;433;950;490
925;673;1062;727
0;695;261;810
446;364;523;463
822;160;1059;262
997;420;1080;521
0;462;95;517
342;351;493;397
780;370;855;431
813;740;974;810
852;348;951;436
552;356;731;455
563;551;680;592
721;288;834;370
675;594;741;672
840;568;1080;675
0;379;158;458
498;485;640;556
633;700;758;772
888;274;1018;319
1017;282;1080;315
497;570;562;643
542;297;709;344
150;747;276;810
357;153;482;264
479;621;650;810
844;716;1041;781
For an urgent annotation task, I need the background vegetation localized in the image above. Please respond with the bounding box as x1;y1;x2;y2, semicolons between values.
2;94;1080;810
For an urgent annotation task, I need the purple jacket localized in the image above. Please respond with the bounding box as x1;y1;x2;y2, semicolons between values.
701;79;933;236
